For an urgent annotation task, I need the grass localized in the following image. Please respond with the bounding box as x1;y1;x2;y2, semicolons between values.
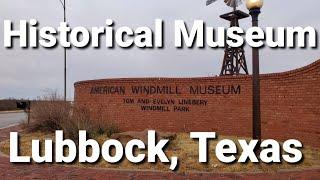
1;132;319;173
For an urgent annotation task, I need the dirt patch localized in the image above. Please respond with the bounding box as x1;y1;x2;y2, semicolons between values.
1;131;319;173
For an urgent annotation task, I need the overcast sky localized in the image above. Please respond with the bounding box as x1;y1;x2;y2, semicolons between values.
1;0;319;100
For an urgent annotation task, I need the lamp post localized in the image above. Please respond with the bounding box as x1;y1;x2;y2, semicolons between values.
246;0;263;154
59;0;67;101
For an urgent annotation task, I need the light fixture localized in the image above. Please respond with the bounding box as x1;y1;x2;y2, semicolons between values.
246;0;263;10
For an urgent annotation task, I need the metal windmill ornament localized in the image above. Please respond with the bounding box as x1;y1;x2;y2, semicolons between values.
206;0;249;76
206;0;242;10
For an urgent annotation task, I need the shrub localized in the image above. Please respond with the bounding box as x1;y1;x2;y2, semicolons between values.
29;91;70;132
94;118;119;137
60;107;94;140
62;108;119;140
28;91;119;140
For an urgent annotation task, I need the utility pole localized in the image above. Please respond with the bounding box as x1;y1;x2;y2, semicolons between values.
59;0;67;101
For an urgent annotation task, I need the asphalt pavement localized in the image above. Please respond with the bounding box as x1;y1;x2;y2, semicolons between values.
0;112;26;129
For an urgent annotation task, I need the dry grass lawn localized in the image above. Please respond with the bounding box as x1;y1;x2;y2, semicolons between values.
1;132;319;173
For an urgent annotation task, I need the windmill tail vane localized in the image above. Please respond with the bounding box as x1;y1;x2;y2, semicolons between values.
206;0;243;10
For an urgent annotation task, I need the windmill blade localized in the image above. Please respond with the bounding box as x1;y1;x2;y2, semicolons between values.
206;0;218;6
235;0;242;6
224;0;242;8
224;0;231;6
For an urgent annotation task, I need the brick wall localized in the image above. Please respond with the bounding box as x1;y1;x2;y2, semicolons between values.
74;59;320;147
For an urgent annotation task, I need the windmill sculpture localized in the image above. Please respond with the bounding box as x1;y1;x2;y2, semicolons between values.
207;0;249;76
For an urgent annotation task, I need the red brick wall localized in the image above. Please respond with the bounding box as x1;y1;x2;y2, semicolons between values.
74;59;320;147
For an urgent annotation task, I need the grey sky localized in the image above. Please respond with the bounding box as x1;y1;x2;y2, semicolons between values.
0;0;319;100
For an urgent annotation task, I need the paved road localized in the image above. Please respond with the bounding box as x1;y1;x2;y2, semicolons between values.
0;112;26;129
